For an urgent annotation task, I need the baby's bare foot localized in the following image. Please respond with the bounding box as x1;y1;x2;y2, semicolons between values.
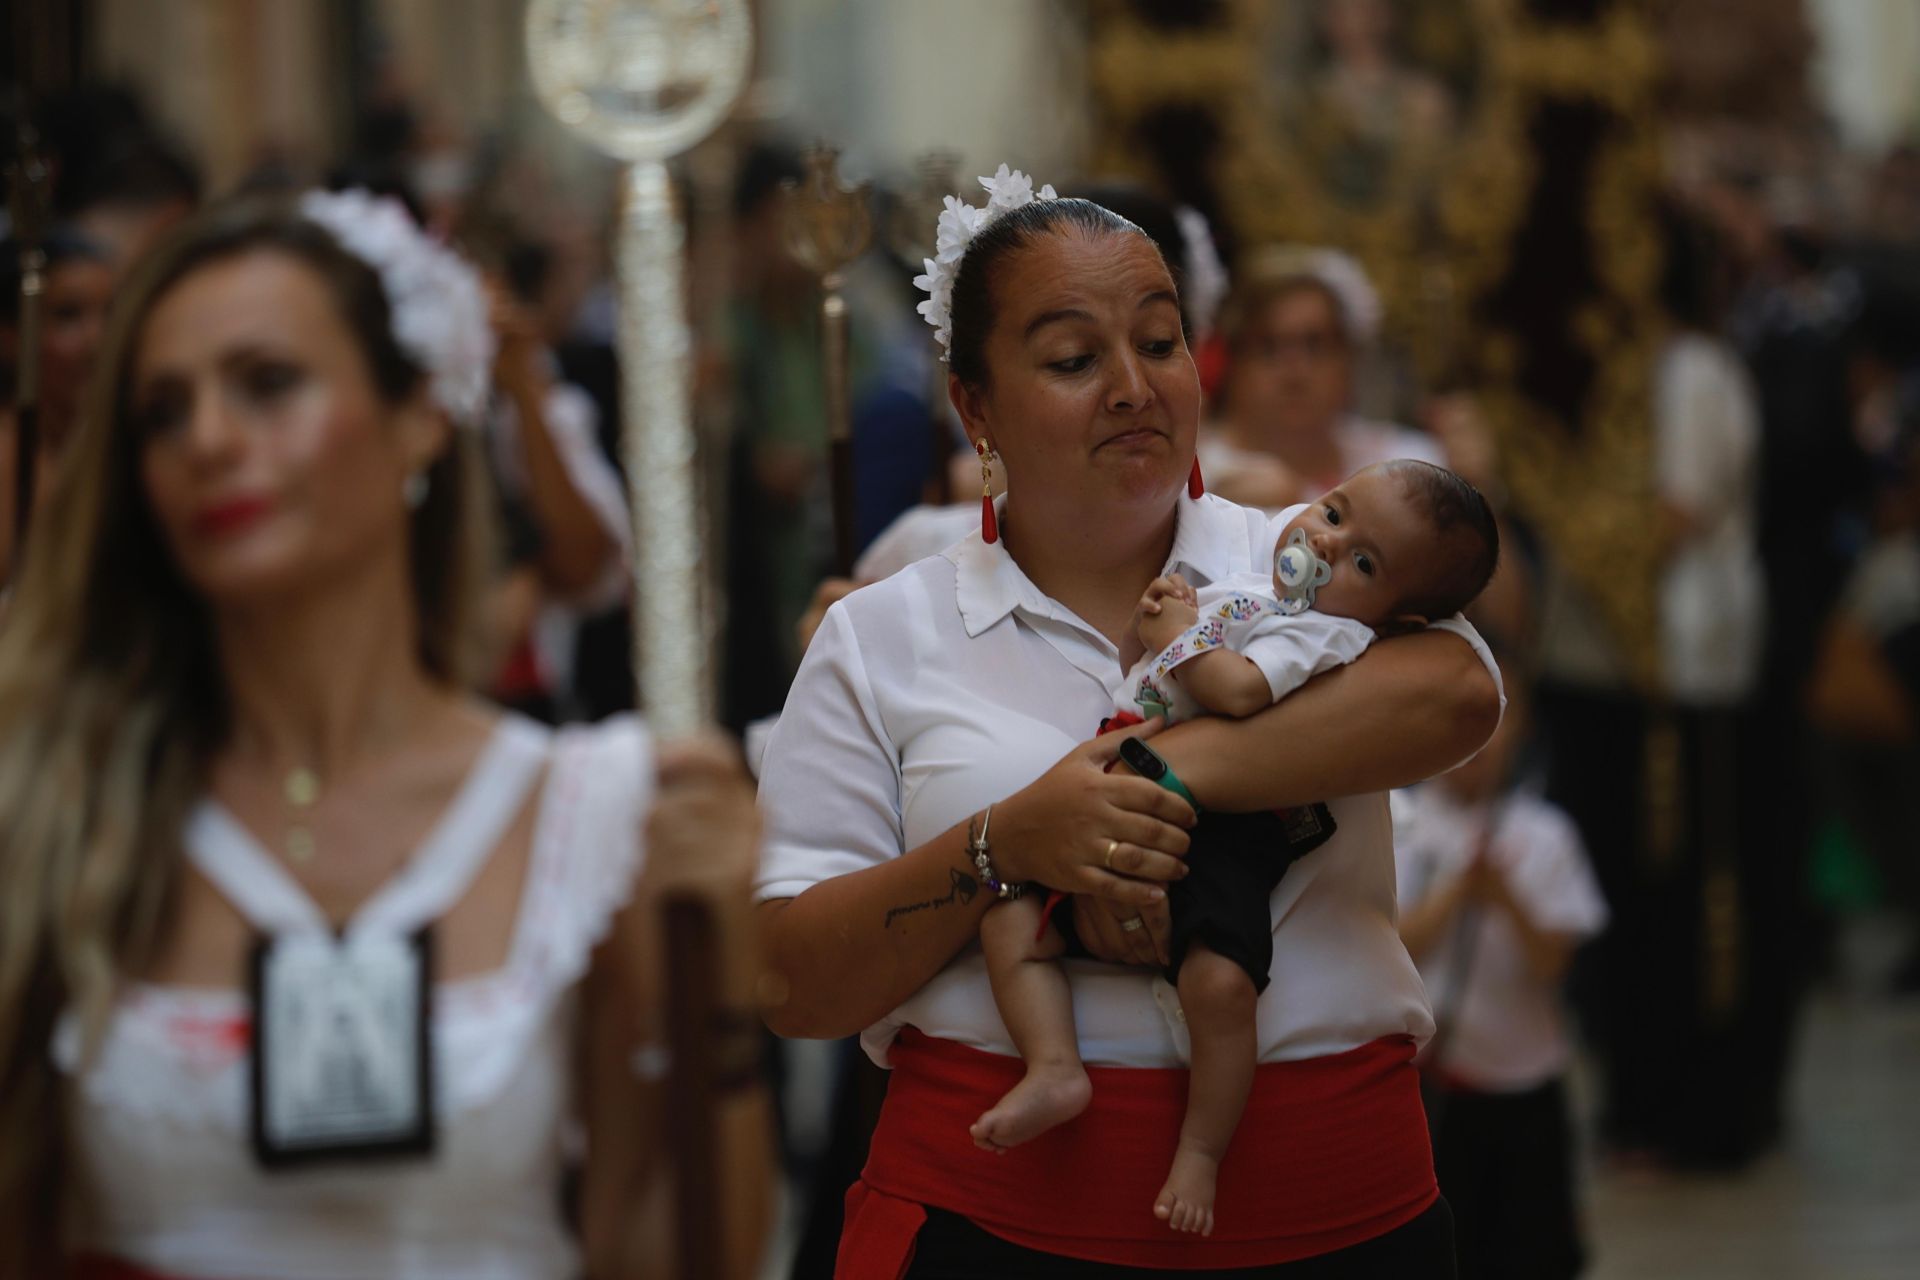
1152;1141;1220;1237
968;1064;1091;1153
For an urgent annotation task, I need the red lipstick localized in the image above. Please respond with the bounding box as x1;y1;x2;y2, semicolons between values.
193;496;273;537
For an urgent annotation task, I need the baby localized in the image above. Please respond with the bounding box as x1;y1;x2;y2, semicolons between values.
970;459;1501;1237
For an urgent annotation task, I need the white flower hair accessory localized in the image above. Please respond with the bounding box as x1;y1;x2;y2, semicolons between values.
913;164;1058;359
297;188;495;426
1174;205;1228;339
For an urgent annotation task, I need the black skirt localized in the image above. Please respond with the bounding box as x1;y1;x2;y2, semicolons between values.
900;1197;1457;1278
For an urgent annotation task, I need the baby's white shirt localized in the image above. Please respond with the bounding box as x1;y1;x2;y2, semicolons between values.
1126;571;1376;724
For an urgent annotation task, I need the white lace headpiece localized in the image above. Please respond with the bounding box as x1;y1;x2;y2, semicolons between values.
297;189;494;426
912;165;1058;360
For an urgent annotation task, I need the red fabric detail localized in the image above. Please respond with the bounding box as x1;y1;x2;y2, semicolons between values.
981;492;999;544
835;1179;929;1280
1196;332;1230;402
70;1258;188;1280
1189;457;1206;499
1097;710;1146;743
1037;889;1069;940
160;1008;250;1064
840;1029;1437;1271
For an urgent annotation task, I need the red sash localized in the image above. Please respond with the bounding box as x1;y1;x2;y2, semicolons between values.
838;1029;1436;1276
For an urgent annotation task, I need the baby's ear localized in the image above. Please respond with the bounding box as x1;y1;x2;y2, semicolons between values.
1379;613;1430;637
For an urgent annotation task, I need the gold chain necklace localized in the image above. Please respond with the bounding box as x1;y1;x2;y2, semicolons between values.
284;766;320;863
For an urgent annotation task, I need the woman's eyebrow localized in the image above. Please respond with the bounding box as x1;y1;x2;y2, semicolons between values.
216;341;297;370
1023;307;1095;340
1023;290;1177;340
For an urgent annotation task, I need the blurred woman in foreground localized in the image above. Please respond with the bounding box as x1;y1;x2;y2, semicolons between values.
0;194;770;1278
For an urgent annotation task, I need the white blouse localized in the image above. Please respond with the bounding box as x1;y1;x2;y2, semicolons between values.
1391;785;1609;1091
54;715;653;1280
755;492;1501;1071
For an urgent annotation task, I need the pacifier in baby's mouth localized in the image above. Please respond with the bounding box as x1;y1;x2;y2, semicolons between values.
1273;528;1332;615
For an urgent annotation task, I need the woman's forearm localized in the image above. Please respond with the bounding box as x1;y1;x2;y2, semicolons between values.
503;374;617;598
757;819;993;1039
1154;629;1499;810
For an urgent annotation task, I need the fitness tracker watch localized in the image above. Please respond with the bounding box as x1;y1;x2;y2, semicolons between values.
1118;736;1197;807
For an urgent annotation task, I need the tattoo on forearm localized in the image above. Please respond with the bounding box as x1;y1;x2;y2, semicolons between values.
883;867;980;927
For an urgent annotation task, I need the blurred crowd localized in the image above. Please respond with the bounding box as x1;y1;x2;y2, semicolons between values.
6;76;1920;1277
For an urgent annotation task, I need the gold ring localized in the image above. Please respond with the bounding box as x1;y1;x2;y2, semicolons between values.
1104;839;1119;870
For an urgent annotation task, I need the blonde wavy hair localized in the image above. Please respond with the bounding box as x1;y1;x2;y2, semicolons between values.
0;196;490;1267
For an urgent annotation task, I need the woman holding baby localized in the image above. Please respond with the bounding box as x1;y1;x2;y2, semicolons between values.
755;171;1502;1278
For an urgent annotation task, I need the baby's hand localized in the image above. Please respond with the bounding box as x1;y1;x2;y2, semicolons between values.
1136;574;1200;652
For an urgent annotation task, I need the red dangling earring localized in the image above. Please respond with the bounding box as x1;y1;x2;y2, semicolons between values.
1188;457;1205;499
977;440;999;544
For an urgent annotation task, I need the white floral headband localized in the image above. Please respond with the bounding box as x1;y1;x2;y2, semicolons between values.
297;189;494;426
1174;205;1228;339
913;165;1057;360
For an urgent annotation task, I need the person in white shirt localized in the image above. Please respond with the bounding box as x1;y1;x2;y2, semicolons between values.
974;461;1501;1240
0;194;770;1279
1653;326;1764;705
756;171;1502;1276
1395;663;1607;1280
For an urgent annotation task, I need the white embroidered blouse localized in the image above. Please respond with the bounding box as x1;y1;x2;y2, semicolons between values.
1127;570;1375;724
53;715;652;1280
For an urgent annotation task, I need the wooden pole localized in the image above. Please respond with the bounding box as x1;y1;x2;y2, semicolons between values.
662;896;722;1279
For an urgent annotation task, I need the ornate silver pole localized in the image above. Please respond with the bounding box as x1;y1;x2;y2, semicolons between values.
617;160;708;730
527;8;750;1278
526;0;750;736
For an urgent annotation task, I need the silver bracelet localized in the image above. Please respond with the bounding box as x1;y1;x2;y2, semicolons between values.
968;804;1022;900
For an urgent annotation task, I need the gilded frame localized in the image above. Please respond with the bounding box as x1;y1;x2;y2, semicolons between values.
1090;0;1669;685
